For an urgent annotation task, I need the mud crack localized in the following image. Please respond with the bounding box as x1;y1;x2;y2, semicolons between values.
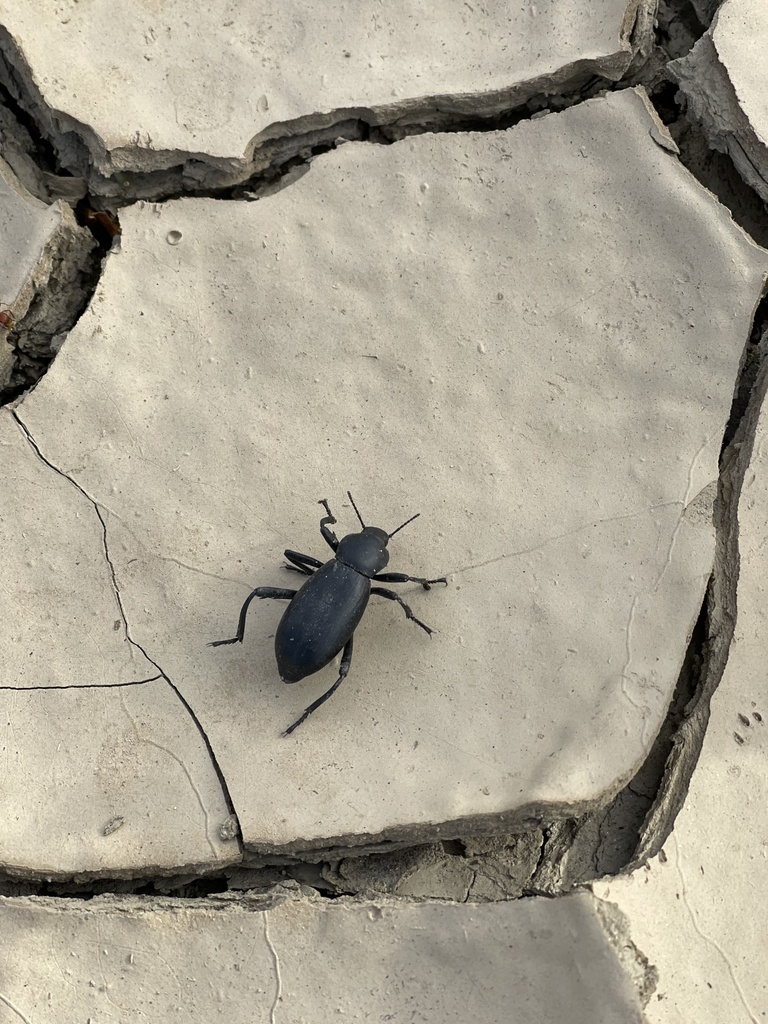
9;409;242;852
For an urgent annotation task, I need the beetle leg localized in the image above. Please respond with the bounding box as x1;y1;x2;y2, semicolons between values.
207;587;297;647
372;571;448;591
283;636;354;736
283;549;323;576
318;498;339;552
371;586;434;635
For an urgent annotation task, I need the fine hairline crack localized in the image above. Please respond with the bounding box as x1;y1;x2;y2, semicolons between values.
12;408;132;648
9;407;242;841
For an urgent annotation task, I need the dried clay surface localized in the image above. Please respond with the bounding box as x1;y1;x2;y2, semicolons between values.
671;0;768;203
0;0;654;191
0;889;647;1023
0;414;152;688
8;87;768;868
1;1;768;1019
0;676;238;878
593;366;768;1024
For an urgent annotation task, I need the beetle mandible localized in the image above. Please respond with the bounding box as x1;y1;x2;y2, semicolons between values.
208;492;447;736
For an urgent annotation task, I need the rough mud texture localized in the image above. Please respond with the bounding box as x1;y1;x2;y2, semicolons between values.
0;888;649;1023
322;832;545;901
0;1;655;199
2;1;768;1020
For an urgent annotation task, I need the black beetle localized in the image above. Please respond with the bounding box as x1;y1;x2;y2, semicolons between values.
208;493;447;735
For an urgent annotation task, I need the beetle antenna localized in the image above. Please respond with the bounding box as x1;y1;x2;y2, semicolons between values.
347;491;366;529
388;512;420;539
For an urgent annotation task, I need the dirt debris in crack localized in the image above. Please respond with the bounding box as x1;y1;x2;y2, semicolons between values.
0;214;103;404
0;871;232;900
0;51;117;404
227;76;616;205
0;50;61;200
655;0;707;61
0;26;96;195
722;292;768;453
3;247;102;402
648;80;768;251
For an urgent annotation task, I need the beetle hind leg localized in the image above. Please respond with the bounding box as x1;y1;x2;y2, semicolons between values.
208;587;296;647
283;637;354;736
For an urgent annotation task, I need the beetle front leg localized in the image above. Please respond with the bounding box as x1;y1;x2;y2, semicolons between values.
283;549;323;576
318;498;339;552
283;636;354;736
372;571;448;591
371;586;434;635
207;587;297;647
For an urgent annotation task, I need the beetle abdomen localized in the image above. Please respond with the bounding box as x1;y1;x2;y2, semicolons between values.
275;560;370;683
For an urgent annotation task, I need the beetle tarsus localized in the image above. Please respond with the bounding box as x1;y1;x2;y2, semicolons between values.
422;576;448;590
318;498;336;523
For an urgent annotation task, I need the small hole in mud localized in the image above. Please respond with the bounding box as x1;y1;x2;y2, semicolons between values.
441;840;466;857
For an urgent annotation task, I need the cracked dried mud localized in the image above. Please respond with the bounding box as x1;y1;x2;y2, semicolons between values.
1;1;767;1021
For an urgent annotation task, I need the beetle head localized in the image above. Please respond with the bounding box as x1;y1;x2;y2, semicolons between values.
338;493;422;576
337;527;390;576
